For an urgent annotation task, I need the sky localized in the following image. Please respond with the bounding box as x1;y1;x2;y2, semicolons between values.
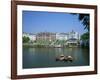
22;11;87;35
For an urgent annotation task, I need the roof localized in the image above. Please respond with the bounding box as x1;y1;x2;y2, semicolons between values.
67;38;77;41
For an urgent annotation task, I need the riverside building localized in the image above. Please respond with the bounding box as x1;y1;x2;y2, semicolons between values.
23;30;80;46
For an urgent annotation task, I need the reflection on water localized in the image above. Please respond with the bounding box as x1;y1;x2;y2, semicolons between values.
23;47;89;69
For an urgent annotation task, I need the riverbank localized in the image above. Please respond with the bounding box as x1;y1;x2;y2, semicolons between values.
23;43;82;48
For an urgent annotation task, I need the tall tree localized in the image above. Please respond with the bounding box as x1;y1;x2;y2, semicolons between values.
78;14;90;31
71;13;90;31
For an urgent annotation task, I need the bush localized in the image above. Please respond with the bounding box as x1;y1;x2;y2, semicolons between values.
23;36;30;43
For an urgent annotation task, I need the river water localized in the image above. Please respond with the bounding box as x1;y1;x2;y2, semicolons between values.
23;47;89;69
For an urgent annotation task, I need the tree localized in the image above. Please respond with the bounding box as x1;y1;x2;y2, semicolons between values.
81;32;89;41
71;13;90;47
78;14;90;47
78;14;90;31
23;36;30;43
71;13;90;31
81;32;89;47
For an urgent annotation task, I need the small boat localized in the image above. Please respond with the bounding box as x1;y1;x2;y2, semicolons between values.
56;56;64;61
67;56;73;61
56;54;65;61
64;56;68;61
59;57;65;61
60;54;64;57
56;55;73;61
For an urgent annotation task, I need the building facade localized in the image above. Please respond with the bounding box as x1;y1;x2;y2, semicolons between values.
67;30;80;46
36;32;56;41
23;30;80;46
56;33;68;40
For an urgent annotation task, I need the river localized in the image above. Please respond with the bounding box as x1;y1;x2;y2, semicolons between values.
23;47;89;69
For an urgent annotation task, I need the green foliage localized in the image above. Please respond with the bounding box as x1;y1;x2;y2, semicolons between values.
23;36;30;43
81;32;89;41
71;13;90;31
78;14;90;31
36;40;50;45
34;39;67;46
54;40;66;45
